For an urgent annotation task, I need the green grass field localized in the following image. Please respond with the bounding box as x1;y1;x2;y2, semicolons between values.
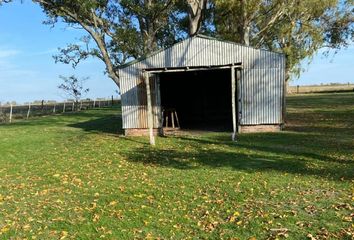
0;93;353;239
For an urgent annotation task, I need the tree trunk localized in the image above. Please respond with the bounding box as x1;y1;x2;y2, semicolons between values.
282;65;291;126
187;0;207;36
243;25;250;46
241;2;250;46
136;0;159;54
144;27;158;53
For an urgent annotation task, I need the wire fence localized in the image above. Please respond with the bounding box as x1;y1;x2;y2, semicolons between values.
0;98;120;124
288;83;354;94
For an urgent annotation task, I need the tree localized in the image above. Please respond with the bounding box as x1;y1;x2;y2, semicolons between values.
213;0;289;46
172;0;212;37
35;0;214;89
6;0;353;86
120;0;179;53
13;0;210;92
58;75;89;106
0;0;11;4
34;0;179;89
186;0;208;36
212;0;354;81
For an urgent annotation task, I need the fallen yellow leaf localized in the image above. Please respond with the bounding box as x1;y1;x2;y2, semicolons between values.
109;201;117;206
23;224;31;231
1;226;10;233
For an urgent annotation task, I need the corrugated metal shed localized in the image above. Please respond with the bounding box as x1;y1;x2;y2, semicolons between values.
118;35;285;130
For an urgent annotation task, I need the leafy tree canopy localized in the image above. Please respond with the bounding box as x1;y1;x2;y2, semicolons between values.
213;0;354;79
1;0;353;85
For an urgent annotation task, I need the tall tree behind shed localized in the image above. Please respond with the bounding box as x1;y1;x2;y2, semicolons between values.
213;0;354;81
35;0;178;89
186;0;208;36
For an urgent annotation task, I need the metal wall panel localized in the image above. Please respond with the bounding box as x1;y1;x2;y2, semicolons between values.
119;36;285;129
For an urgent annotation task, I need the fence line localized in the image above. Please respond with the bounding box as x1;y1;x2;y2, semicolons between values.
288;84;354;94
0;98;120;124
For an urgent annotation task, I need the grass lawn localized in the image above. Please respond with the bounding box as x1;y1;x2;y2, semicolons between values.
0;93;353;239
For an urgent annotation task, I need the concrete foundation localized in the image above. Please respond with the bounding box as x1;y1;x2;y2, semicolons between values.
239;125;281;133
124;128;162;136
124;125;281;136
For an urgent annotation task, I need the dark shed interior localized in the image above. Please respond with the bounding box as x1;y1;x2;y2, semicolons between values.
159;69;234;131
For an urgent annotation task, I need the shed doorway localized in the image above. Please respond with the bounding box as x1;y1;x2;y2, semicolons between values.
158;68;236;132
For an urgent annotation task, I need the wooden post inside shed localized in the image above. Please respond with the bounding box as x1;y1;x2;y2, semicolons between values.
236;69;242;133
231;66;237;141
144;71;156;146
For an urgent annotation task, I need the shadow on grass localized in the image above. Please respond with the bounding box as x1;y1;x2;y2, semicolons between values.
121;133;354;180
195;133;353;164
3;94;352;180
64;93;353;180
69;114;124;135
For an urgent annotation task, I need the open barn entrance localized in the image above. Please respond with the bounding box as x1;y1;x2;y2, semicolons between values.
158;68;234;132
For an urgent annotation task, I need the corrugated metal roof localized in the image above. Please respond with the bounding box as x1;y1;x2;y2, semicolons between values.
118;35;284;70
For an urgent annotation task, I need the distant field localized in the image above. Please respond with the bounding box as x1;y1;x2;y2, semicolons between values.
0;93;353;239
289;84;354;94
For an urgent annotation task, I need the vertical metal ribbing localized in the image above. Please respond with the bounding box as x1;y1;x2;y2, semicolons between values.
273;58;276;123
253;69;257;125
259;52;263;123
119;36;285;129
266;52;269;123
265;70;272;122
250;49;254;125
259;69;262;124
242;70;246;125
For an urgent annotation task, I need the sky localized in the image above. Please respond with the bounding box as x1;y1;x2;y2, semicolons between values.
0;1;117;104
0;1;353;104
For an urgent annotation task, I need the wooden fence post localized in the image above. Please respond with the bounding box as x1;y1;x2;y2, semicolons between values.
53;104;56;114
9;104;13;123
63;102;66;113
80;101;82;111
27;103;31;119
72;102;75;111
111;95;114;106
